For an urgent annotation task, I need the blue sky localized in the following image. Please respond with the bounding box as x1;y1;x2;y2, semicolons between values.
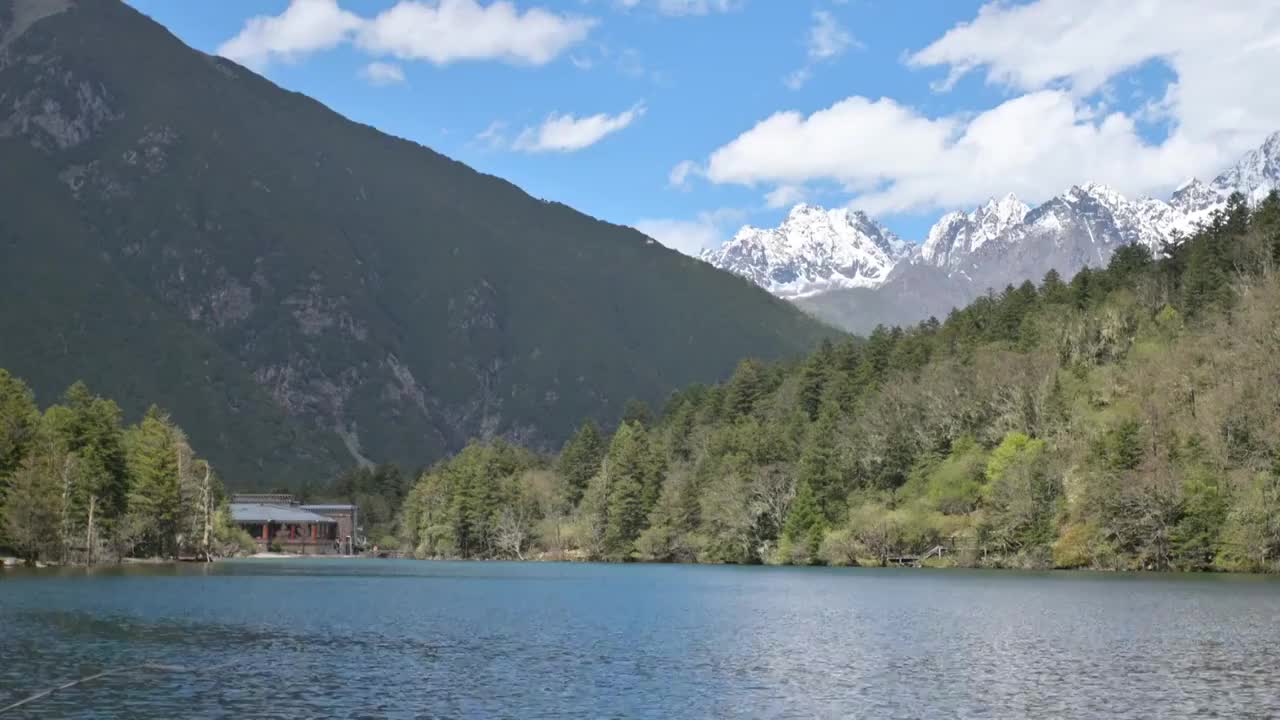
126;0;1280;254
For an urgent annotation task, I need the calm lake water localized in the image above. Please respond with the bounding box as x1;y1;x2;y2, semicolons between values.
2;561;1279;719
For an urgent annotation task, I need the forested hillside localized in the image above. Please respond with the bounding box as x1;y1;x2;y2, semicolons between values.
0;372;249;564
398;192;1280;572
0;0;831;488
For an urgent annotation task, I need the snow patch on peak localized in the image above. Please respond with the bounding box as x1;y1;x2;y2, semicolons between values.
921;194;1030;270
702;203;914;298
1211;131;1280;204
704;130;1280;303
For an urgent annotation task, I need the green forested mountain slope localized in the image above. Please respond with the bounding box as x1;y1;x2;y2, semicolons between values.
400;194;1280;573
0;0;833;486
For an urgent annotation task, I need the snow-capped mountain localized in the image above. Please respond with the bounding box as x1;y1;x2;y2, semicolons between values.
922;193;1030;272
699;204;916;298
708;130;1280;332
1211;132;1280;203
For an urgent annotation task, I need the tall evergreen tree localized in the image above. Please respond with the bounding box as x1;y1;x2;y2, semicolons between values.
621;399;653;429
47;382;129;562
601;422;659;559
3;438;61;564
125;406;184;557
557;420;605;508
798;408;843;522
0;370;39;517
782;479;824;561
724;359;767;421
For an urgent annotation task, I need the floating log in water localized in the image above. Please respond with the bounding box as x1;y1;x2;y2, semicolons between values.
0;661;234;715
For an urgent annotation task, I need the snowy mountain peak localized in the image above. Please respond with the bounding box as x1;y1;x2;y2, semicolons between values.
922;193;1030;270
1068;182;1126;206
701;202;913;298
1211;130;1280;203
703;131;1280;306
1170;178;1219;214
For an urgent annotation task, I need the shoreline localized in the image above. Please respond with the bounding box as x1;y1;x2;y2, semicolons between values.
6;552;1276;576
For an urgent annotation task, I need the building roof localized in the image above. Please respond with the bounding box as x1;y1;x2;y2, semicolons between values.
230;493;296;505
229;503;338;524
300;504;357;511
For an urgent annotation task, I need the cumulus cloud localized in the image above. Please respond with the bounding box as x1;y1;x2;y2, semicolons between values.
706;96;956;190
219;0;595;70
907;0;1280;146
512;104;646;153
785;10;858;89
697;0;1280;215
634;208;746;255
217;0;362;69
358;0;596;65
360;61;406;85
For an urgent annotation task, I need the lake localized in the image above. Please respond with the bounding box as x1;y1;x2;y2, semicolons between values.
1;561;1278;719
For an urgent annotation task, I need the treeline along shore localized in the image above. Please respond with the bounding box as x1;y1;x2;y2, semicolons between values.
397;192;1280;572
0;375;254;565
5;192;1280;573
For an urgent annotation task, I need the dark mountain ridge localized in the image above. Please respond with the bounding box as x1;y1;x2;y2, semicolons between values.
0;0;834;486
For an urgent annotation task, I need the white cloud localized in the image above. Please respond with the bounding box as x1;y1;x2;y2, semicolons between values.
219;0;595;70
474;120;509;149
696;0;1280;214
616;0;742;16
706;96;956;189
907;0;1280;146
764;185;807;208
808;10;855;61
634;208;745;255
217;0;362;69
512;104;646;153
782;68;811;91
668;160;701;188
358;0;596;65
360;61;406;85
785;10;858;89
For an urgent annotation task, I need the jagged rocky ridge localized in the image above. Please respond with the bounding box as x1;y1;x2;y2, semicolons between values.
705;132;1280;333
700;205;916;298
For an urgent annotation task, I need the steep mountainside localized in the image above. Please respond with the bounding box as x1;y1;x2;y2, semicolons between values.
0;0;834;486
783;133;1280;333
700;204;915;297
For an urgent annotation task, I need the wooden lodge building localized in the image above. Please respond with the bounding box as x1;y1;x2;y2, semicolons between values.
230;494;361;555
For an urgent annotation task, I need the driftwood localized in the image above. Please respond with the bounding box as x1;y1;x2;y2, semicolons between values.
0;661;235;715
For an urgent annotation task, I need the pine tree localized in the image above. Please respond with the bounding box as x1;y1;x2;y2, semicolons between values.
48;382;129;562
125;406;184;557
798;408;843;522
798;353;829;422
0;370;38;479
1070;267;1095;309
1182;235;1232;315
3;449;61;564
0;370;39;522
724;359;766;421
601;422;658;559
620;399;653;429
1040;268;1069;304
557;420;604;508
783;479;824;560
